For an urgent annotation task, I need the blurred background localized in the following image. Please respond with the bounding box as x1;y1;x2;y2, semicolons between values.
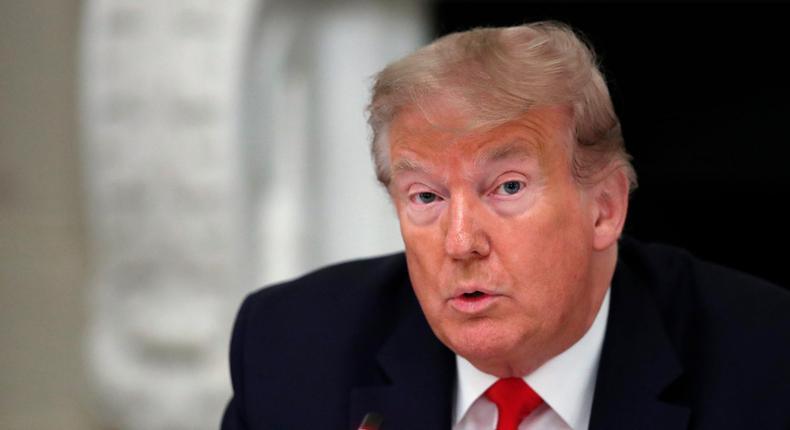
1;1;787;429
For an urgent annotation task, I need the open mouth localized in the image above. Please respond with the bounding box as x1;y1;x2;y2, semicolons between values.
450;289;498;313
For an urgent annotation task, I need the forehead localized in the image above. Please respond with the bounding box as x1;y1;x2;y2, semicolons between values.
388;103;574;170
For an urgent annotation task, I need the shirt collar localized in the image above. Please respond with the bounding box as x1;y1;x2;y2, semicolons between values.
453;288;611;429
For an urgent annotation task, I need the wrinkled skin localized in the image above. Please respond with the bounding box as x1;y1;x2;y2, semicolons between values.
388;103;628;377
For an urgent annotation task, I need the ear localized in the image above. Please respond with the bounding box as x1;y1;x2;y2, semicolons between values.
591;167;630;251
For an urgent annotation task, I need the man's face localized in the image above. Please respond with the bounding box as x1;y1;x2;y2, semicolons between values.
388;103;609;376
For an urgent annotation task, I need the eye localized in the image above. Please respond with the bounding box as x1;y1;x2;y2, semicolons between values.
406;184;444;207
495;180;525;196
415;191;438;204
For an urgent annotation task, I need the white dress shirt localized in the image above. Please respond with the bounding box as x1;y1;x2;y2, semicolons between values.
453;288;610;430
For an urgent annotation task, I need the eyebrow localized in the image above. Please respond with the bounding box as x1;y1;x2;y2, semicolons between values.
391;157;429;176
475;140;538;167
390;140;540;179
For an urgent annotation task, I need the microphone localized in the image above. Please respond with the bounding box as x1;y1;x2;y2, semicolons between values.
357;412;384;430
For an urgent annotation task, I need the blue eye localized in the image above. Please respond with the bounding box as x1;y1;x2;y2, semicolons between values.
417;192;437;203
498;181;523;195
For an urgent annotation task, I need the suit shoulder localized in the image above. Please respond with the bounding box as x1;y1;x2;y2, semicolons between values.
616;237;790;426
619;236;790;315
618;236;790;360
247;252;406;300
226;253;411;428
238;252;409;329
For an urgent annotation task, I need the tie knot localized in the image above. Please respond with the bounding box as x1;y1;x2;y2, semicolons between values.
484;378;543;430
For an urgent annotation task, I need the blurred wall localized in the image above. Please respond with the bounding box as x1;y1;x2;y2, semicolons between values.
77;0;426;429
0;0;98;429
2;0;428;428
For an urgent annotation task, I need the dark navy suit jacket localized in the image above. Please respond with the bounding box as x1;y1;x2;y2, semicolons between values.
221;237;790;429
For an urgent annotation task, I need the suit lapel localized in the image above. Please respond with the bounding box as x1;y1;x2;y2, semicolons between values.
589;258;690;430
349;279;456;430
348;246;691;430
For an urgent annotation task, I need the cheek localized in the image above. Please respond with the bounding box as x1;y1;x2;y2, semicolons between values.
400;218;446;298
494;200;592;297
398;198;448;257
404;247;448;330
400;221;441;261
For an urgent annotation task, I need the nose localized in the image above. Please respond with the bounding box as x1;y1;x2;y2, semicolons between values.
444;193;490;260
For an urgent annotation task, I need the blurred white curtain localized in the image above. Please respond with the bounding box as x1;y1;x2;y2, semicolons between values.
80;0;427;429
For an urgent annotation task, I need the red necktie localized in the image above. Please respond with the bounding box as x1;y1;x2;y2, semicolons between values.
484;378;543;430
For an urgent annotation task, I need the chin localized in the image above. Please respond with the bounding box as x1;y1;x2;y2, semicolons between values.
440;318;530;373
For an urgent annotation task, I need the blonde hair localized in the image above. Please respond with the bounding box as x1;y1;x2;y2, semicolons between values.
368;21;637;190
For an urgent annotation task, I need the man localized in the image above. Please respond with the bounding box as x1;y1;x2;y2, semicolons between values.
221;22;790;429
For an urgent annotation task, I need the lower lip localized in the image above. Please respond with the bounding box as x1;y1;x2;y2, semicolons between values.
449;293;501;314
